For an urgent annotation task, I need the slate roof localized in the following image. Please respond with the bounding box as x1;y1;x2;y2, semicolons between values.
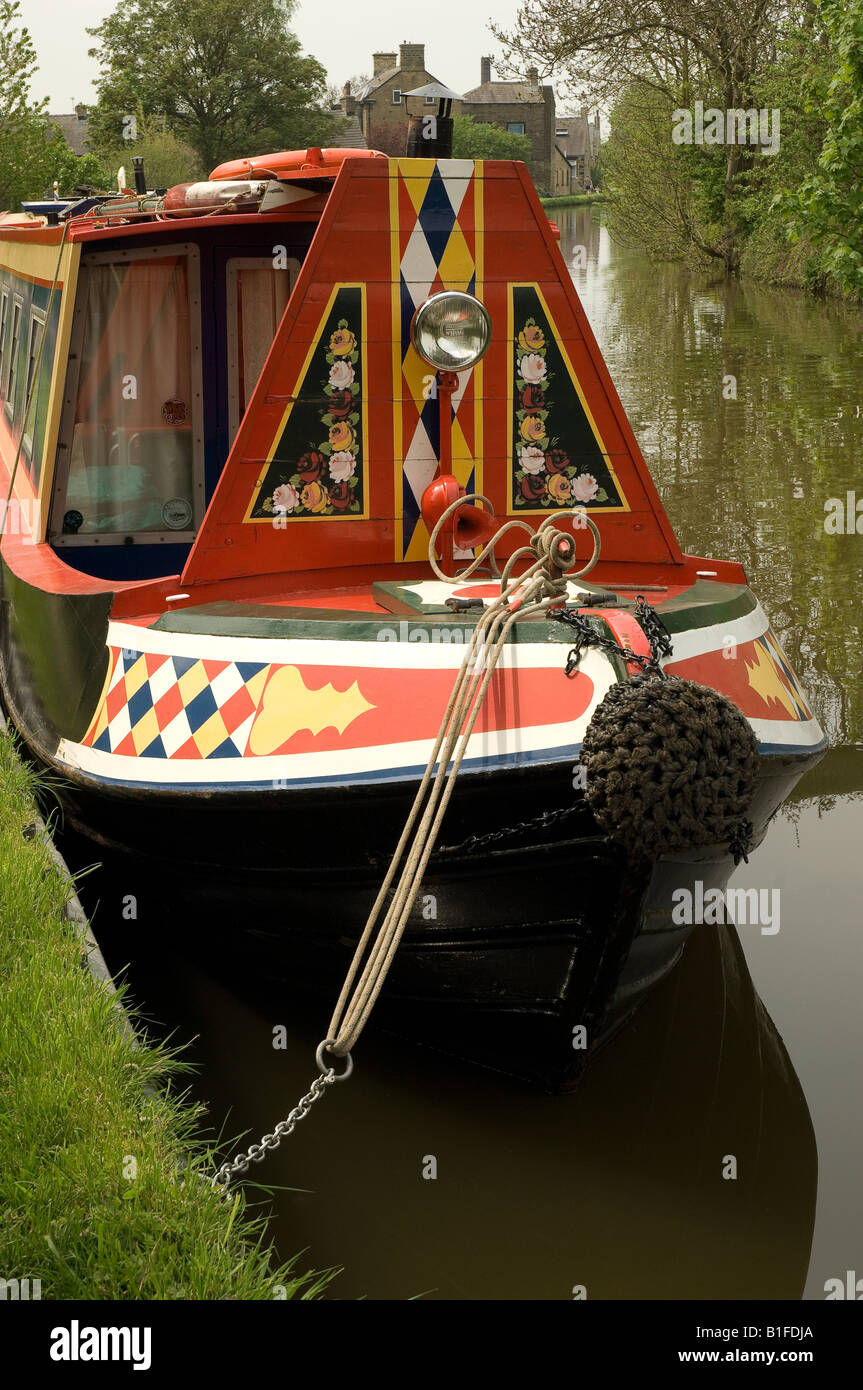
329;108;368;147
50;114;90;156
461;82;546;105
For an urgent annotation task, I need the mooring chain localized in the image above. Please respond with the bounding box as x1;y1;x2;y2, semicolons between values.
209;1044;354;1191
208;505;600;1189
433;805;582;859
552;594;673;678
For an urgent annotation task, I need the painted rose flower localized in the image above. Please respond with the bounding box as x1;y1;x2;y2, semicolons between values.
330;328;356;357
297;450;326;482
518;324;545;352
327;389;353;420
547;473;572;503
328;480;353;511
301;481;329;513
272;483;299;514
520;473;547;502
520;353;547;384
571;473;599;503
329;359;355;389
329;450;356;483
544;448;570;475
520;384;545;411
519;415;546;443
519;445;546;475
329;421;356;451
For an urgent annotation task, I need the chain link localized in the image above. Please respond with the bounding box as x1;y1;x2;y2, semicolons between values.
208;1046;353;1191
434;804;583;859
551;594;673;679
434;598;673;861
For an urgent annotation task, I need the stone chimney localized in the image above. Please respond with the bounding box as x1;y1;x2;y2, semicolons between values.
481;56;492;85
580;106;588;118
74;102;88;119
373;51;397;76
341;82;356;116
399;42;425;71
527;66;539;84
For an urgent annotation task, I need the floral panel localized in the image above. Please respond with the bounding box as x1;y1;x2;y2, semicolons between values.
511;285;625;512
250;286;364;519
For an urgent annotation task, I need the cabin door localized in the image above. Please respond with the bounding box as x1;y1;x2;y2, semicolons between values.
208;250;299;499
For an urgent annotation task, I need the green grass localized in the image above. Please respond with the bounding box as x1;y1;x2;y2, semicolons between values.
0;733;334;1300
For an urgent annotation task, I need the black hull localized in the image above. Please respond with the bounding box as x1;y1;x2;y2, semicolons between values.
47;743;815;1091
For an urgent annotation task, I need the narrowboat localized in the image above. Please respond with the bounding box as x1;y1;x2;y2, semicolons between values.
0;119;826;1090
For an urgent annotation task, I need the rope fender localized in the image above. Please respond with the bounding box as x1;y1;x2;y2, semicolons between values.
579;672;760;861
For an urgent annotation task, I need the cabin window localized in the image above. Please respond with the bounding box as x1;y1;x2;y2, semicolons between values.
53;244;203;543
5;297;22;422
392;89;402;104
0;289;9;395
22;308;46;458
225;257;298;445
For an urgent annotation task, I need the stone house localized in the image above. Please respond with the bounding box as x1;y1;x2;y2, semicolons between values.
355;44;443;156
330;83;369;148
460;58;561;195
555;111;602;189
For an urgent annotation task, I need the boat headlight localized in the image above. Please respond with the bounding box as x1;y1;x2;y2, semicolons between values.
411;291;492;371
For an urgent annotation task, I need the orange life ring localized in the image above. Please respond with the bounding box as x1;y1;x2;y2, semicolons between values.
209;148;388;181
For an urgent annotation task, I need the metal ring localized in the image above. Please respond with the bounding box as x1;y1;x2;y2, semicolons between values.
315;1038;354;1081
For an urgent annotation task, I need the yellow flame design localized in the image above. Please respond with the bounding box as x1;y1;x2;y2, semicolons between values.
248;665;376;755
744;641;797;718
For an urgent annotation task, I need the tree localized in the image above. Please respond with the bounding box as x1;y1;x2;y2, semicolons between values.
97;111;203;190
43;144;113;196
451;115;532;162
87;0;342;173
490;0;808;267
0;0;55;211
778;0;863;296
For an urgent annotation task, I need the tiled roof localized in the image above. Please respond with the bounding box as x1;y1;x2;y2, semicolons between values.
554;116;591;160
359;67;400;97
49;113;89;156
329;110;368;148
461;82;546;105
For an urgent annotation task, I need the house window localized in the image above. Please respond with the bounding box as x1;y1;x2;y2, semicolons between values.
507;122;525;135
22;308;46;458
5;297;22;421
425;95;435;104
392;89;402;104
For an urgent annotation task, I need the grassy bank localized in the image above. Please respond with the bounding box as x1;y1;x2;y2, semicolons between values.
0;732;331;1300
541;193;605;209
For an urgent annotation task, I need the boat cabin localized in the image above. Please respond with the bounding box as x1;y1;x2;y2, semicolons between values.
0;141;726;615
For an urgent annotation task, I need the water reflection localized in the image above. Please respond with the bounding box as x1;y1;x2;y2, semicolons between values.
84;877;815;1301
559;206;863;750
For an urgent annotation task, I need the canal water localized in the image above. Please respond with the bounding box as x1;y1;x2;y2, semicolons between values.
75;207;863;1300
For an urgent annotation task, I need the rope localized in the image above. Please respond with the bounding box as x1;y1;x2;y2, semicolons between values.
323;505;601;1060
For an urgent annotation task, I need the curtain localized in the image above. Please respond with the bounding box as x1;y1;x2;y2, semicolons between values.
66;257;195;534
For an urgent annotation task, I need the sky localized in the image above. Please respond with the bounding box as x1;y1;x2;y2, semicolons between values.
21;0;554;114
